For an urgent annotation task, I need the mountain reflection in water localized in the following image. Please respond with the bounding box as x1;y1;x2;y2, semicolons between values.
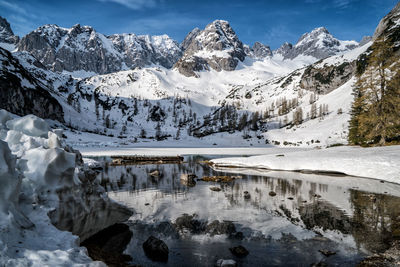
94;155;400;266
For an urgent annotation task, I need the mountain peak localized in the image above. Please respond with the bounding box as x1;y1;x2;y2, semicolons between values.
174;19;245;77
0;16;19;45
275;27;357;60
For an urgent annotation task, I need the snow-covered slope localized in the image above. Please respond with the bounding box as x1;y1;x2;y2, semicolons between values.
3;2;399;149
10;35;372;148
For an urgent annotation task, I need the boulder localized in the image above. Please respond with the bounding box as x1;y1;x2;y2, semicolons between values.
142;236;169;262
229;245;249;257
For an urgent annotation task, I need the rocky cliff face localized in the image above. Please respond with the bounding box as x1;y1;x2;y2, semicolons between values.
373;2;400;44
244;42;272;60
300;61;356;94
108;33;182;69
275;27;358;60
17;23;182;74
0;47;64;121
0;16;19;45
174;20;246;77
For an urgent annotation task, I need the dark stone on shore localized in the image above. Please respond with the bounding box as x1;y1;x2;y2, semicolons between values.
229;245;249;257
142;236;169;262
81;223;133;266
206;220;236;236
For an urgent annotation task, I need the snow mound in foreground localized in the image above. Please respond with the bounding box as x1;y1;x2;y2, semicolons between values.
211;146;400;183
0;110;131;266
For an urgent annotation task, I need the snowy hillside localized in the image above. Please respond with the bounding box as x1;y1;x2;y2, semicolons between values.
0;12;387;148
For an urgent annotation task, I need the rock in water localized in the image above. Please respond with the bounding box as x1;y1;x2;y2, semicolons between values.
205;220;236;236
149;170;161;178
244;191;251;199
215;259;237;267
210;186;222;192
81;223;133;266
318;249;336;257
229;245;249;257
142;236;169;262
180;173;197;187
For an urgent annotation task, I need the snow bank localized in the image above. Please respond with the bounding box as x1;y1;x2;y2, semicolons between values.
0;109;132;266
211;146;400;183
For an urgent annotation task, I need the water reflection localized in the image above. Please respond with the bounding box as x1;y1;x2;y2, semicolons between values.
94;155;400;266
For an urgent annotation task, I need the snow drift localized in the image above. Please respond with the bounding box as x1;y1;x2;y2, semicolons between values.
211;145;400;183
0;110;132;266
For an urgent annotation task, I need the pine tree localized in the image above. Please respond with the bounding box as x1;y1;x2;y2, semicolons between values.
349;38;400;145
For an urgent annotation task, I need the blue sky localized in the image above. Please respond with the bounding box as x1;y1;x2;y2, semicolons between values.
0;0;398;49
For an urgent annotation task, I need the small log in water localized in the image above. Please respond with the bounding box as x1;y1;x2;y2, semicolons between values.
111;155;184;165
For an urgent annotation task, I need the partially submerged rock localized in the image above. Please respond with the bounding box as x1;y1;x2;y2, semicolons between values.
181;173;197;187
149;170;161;178
142;236;169;262
174;214;206;234
318;249;336;257
215;259;237;267
229;245;249;257
210;186;222;192
81;223;133;266
205;220;236;236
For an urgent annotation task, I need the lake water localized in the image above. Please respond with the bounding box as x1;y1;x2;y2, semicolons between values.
96;155;400;266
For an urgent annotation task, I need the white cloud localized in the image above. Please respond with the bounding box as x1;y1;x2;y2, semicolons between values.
333;0;351;9
98;0;158;10
0;0;28;15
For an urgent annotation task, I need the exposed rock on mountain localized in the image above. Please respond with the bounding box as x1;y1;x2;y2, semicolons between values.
373;2;400;44
181;27;201;51
243;42;272;60
109;33;182;69
174;20;246;77
300;61;356;94
359;36;372;46
252;41;272;59
17;23;182;74
0;16;19;45
275;27;358;60
275;42;293;58
0;47;64;121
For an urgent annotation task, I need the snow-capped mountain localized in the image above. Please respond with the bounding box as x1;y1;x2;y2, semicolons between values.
17;23;182;75
245;42;273;60
275;27;358;60
0;17;19;48
174;20;246;77
1;1;400;148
